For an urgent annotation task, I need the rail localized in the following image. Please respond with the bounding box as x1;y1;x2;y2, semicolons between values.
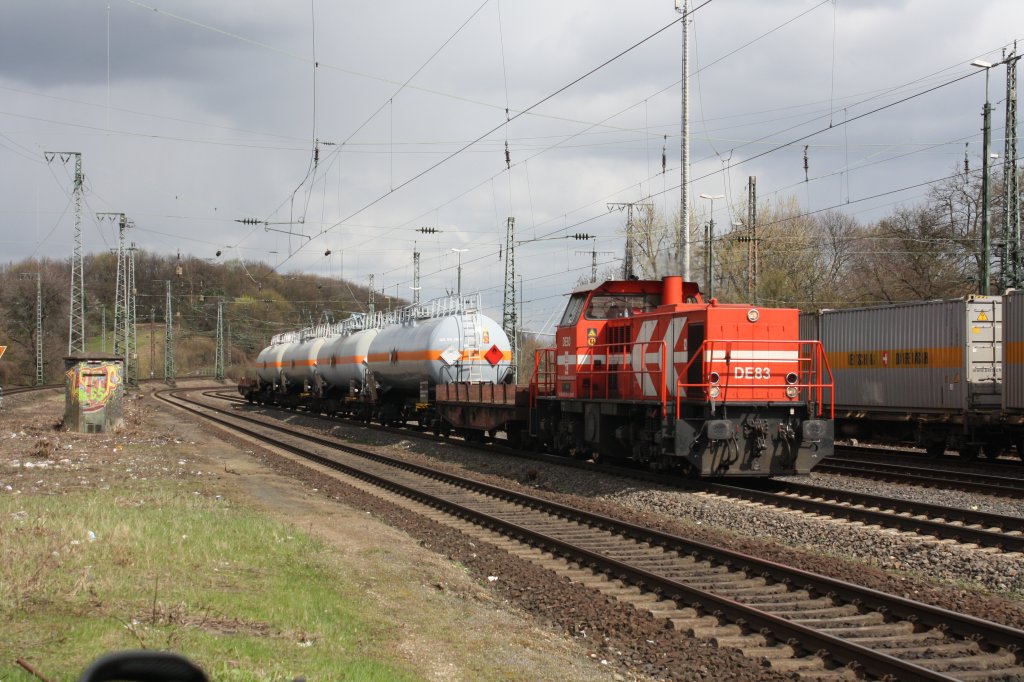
675;339;834;419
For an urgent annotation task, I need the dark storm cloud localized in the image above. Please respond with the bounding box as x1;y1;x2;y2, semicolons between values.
0;1;289;88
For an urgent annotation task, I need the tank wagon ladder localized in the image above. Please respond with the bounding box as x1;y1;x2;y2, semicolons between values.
463;307;483;382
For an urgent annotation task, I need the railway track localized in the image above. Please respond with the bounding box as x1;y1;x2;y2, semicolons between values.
214;390;1024;554
165;388;1024;681
834;445;1024;479
216;390;1024;554
1;383;63;397
818;455;1024;499
711;480;1024;554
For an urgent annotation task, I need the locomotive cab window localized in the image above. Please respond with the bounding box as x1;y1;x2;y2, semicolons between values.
585;293;661;320
559;293;587;326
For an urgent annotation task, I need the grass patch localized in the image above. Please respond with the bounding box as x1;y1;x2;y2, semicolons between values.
0;484;418;681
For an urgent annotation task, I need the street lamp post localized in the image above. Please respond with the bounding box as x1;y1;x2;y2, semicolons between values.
699;194;724;298
972;59;994;294
451;248;468;297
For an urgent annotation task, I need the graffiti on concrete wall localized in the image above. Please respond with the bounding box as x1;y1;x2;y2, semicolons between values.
66;363;123;413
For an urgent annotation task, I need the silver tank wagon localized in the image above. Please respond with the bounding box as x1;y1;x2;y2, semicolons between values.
317;328;380;389
366;312;512;392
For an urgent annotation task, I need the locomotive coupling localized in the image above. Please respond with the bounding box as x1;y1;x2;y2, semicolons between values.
777;421;796;442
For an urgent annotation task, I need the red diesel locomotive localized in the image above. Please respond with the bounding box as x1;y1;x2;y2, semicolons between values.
435;276;834;476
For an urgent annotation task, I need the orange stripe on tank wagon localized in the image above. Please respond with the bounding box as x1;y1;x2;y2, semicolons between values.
329;355;367;365
367;350;513;362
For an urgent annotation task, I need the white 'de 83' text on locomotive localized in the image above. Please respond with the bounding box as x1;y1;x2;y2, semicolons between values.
241;276;835;478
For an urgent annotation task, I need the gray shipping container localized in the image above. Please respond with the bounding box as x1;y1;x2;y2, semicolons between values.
810;297;1001;414
1003;290;1024;412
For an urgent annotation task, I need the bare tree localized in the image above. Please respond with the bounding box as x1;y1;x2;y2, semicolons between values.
845;204;975;303
712;197;856;309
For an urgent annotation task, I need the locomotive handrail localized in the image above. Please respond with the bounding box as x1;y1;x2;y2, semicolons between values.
527;342;671;416
574;341;669;417
675;339;834;419
808;339;835;418
529;348;558;407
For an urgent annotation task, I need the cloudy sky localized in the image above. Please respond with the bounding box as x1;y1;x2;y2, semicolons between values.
0;0;1021;332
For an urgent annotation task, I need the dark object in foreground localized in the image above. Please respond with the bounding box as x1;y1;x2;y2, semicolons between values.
78;651;208;682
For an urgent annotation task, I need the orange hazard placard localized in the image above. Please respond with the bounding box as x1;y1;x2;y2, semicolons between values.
0;346;6;360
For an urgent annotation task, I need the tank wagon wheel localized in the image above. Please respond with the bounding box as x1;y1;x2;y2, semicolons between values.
460;428;484;443
958;444;984;460
925;442;947;458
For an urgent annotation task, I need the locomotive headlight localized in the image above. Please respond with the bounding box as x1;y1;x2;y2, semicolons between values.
785;372;799;385
709;385;721;399
785;386;799;398
708;371;720;385
747;308;760;323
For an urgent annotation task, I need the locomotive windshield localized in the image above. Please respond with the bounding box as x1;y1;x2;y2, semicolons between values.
559;293;587;326
584;293;661;320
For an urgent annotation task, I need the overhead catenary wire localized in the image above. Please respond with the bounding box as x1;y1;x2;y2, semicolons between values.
325;22;1001;282
6;2;1015;329
272;0;719;271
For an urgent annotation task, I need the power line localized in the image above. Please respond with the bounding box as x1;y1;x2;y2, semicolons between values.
273;0;718;271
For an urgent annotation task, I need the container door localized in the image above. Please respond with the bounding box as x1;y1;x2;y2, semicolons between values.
965;296;1002;409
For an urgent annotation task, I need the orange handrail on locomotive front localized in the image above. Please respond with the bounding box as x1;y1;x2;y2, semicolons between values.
675;339;834;419
806;340;835;418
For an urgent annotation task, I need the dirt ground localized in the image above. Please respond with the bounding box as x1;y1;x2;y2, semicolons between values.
0;381;633;682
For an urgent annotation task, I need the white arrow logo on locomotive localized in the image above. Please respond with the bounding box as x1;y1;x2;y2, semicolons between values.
631;317;687;398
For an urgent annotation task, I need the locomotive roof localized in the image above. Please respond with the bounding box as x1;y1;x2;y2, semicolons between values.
569;279;672;295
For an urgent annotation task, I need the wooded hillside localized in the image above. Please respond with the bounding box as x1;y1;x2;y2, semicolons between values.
0;253;372;387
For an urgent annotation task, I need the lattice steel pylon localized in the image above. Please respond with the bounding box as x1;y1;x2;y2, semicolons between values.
34;274;42;385
368;274;375;316
608;202;652;280
1005;45;1021;289
502;216;517;380
46;152;84;355
99;213;130;373
215;300;225;382
19;273;43;385
164;280;175;385
126;242;138;387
